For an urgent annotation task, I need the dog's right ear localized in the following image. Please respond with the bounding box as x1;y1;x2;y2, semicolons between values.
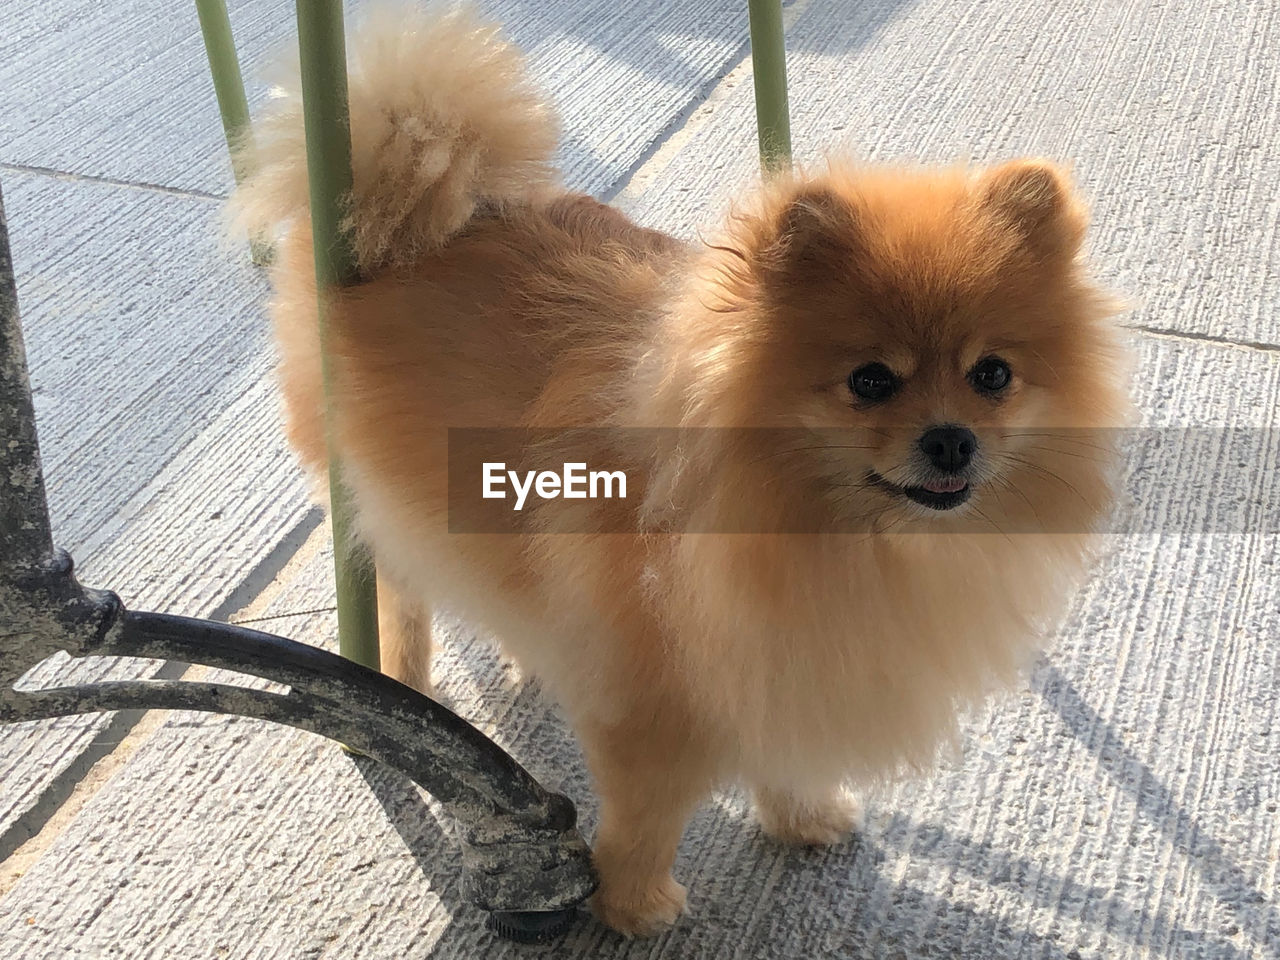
754;186;861;281
978;159;1087;259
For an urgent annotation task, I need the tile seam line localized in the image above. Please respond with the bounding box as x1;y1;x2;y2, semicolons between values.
1125;323;1280;356
0;163;225;202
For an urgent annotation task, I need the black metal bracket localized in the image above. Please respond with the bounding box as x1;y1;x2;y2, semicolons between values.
0;182;595;942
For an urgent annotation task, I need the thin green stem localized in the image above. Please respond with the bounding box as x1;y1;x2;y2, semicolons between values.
195;0;253;183
195;0;269;263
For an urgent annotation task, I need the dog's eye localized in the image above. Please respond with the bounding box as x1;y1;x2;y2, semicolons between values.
969;356;1012;394
849;362;899;402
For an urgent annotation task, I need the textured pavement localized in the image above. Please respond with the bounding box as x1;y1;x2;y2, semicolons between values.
2;1;1278;958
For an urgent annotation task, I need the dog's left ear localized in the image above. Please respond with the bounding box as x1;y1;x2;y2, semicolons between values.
755;186;860;281
978;160;1087;259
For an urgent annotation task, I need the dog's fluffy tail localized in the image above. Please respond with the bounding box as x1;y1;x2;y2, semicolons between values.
230;3;560;271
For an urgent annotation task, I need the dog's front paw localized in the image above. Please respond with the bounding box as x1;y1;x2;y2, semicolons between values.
754;787;863;847
591;873;687;936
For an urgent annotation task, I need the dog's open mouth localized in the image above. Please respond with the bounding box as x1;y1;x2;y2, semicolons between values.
869;472;972;511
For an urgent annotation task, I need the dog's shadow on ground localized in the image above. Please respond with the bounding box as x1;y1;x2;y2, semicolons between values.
344;641;1272;958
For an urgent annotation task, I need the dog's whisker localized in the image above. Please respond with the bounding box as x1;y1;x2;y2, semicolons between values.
991;475;1047;531
1000;453;1095;507
1021;443;1108;463
969;502;1014;544
999;431;1113;453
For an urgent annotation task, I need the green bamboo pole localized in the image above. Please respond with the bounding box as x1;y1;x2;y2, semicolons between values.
747;0;792;172
295;0;381;672
195;0;270;263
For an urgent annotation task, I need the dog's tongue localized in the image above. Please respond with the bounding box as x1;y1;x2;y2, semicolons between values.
922;477;968;494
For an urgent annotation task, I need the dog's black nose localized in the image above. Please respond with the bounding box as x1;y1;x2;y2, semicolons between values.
919;425;976;473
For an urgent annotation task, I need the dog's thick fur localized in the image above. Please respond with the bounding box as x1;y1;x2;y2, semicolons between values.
234;4;1131;934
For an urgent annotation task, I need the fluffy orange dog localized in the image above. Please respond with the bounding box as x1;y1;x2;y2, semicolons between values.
235;4;1131;934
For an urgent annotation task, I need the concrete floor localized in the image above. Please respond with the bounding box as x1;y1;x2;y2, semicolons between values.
2;1;1278;957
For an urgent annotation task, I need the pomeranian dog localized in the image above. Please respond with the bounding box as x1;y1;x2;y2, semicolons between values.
234;3;1131;935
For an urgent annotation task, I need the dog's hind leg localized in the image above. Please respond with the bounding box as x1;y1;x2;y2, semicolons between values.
376;570;434;695
751;783;863;847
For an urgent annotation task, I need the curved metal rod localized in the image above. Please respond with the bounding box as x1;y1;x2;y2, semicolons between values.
109;612;549;820
4;608;597;914
13;675;513;806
